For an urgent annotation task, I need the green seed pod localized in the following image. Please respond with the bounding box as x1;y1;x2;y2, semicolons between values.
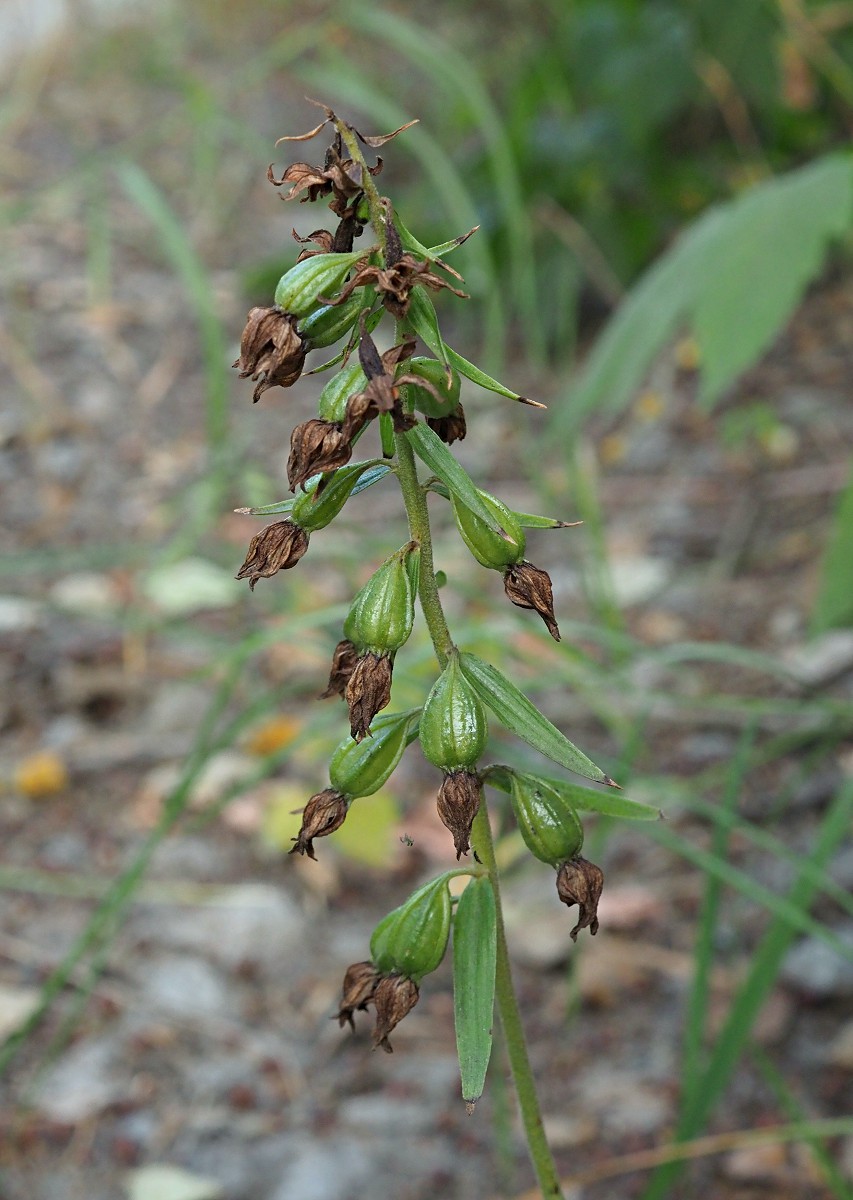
318;359;367;423
328;708;420;798
419;650;488;771
346;543;417;655
274;251;366;318
508;772;584;867
370;875;452;981
450;489;526;571
290;461;375;533
403;356;461;419
299;294;365;350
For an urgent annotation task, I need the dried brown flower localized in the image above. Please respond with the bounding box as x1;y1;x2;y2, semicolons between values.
290;788;349;860
556;857;604;940
236;521;309;590
436;769;482;859
345;652;393;741
292;211;367;261
337;960;380;1030
287;418;353;492
233;306;307;402
426;404;467;445
372;973;419;1053
503;561;561;641
337;319;437;442
319;639;359;699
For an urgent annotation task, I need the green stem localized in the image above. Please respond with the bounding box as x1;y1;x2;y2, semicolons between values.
471;804;565;1200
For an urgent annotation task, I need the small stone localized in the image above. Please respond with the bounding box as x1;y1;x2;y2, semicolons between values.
0;595;42;633
32;1038;123;1122
125;1164;223;1200
609;557;672;606
0;984;41;1040
137;957;232;1018
50;572;119;613
782;929;853;998
723;1142;789;1182
784;630;853;688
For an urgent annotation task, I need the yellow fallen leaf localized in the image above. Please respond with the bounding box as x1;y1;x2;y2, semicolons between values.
14;751;69;798
245;715;302;756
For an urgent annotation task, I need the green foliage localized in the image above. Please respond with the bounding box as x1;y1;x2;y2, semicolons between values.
453;876;497;1106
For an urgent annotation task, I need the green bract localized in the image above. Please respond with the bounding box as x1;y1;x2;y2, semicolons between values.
274;250;366;318
290;461;382;532
370;875;452;981
328;708;420;797
508;771;585;867
346;543;418;655
451;489;526;570
419;650;488;771
403;356;461;418
318;359;368;422
299;293;365;349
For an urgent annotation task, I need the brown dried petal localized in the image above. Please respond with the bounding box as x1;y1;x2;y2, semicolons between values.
355;119;419;148
287;419;353;492
436;770;481;859
233;307;307;401
236;521;309;590
268;161;333;203
337;960;380;1030
371;974;419;1053
331;212;366;254
427;404;467;445
556;857;605;940
345;653;393;741
290;789;349;860
503;561;561;641
319;639;359;699
292;227;335;261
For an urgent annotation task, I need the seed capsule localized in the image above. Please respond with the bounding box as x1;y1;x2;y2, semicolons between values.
369;875;452;981
298;293;365;349
419;651;488;771
290;460;378;532
403;356;461;418
318;360;368;423
508;772;584;867
451;489;526;571
346;543;417;656
274;250;367;318
328;709;420;798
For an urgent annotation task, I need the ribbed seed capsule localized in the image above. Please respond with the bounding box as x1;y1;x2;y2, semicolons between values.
508;772;584;867
298;294;365;349
346;543;418;655
318;360;368;423
451;489;526;571
369;875;452;982
328;709;420;798
274;250;366;318
290;461;376;533
403;356;461;419
419;651;488;771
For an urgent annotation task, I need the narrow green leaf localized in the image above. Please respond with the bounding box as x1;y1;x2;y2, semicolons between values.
453;875;496;1108
484;767;658;820
444;344;545;408
459;653;613;785
812;461;853;632
405;289;450;370
405;424;503;532
513;512;580;530
234;462;391;516
378;413;396;458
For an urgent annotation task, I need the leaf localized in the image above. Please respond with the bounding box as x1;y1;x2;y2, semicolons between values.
812;462;853;632
235;462;391;516
405;289;450;370
405;424;503;532
484;766;658;820
378;412;396;458
444;343;545;408
513;511;581;530
566;154;853;432
453;875;496;1108
459;652;614;785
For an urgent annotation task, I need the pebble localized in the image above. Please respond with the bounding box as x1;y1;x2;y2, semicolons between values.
0;983;41;1040
50;572;119;613
784;630;853;688
0;595;42;633
609;556;672;606
781;928;853;997
269;1136;373;1200
135;956;233;1019
32;1037;124;1122
124;1164;223;1200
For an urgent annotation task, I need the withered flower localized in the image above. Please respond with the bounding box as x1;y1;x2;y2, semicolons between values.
287;418;353;492
556;857;605;940
339;319;437;442
236;520;309;590
233;306;307;402
436;769;482;859
345;652;393;741
372;973;419;1053
503;561;561;641
290;788;349;860
319;638;359;699
337;960;380;1030
427;404;467;445
292;210;367;261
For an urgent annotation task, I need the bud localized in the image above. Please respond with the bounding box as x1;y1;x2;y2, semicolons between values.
289;788;349;860
427;404;466;445
503;561;561;641
508;772;584;867
337;960;380;1030
319;638;359;699
372;974;419;1053
233;306;307;402
450;489;526;571
318;360;368;423
556;857;605;940
298;293;364;349
346;544;417;655
287;418;353;491
403;356;461;418
328;709;420;797
236;520;309;590
436;769;482;858
345;651;393;741
273;250;367;318
369;876;452;980
419;651;488;771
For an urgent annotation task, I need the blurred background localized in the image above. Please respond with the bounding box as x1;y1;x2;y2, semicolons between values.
3;1;853;1197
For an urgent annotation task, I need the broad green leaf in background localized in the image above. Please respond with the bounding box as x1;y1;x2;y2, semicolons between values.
564;154;853;432
459;652;614;785
453;875;497;1109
